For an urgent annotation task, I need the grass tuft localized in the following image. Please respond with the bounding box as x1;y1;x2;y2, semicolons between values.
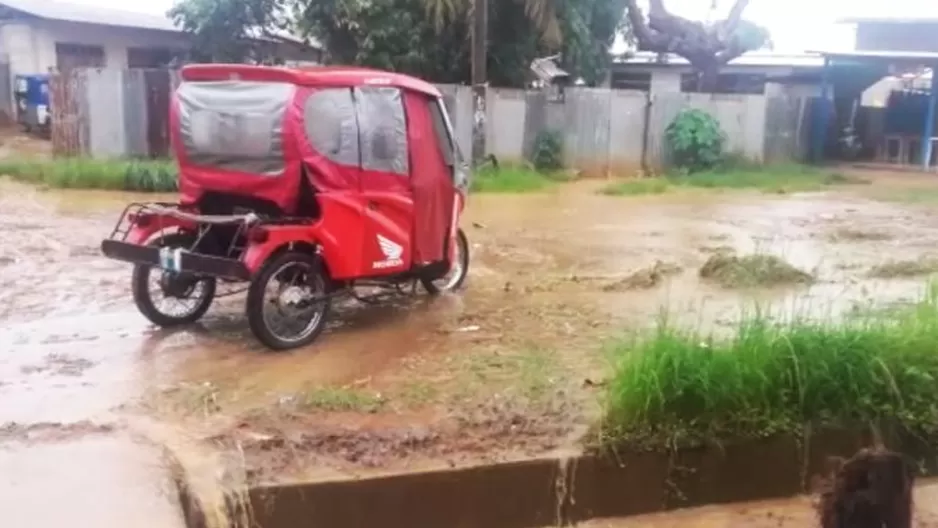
600;288;938;450
600;164;862;197
600;178;670;196
699;253;813;288
0;157;178;192
303;386;386;413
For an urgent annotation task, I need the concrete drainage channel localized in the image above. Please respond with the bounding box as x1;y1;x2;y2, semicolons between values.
170;429;938;528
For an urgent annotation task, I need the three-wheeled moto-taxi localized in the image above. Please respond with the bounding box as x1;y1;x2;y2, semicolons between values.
101;64;470;350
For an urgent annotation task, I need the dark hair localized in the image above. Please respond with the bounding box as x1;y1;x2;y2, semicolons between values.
817;448;915;528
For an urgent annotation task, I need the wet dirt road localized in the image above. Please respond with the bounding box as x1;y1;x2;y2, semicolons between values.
0;184;187;527
4;174;938;525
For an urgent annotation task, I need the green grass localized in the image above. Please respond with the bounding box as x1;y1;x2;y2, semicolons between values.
600;164;862;197
600;289;938;450
0;157;178;191
470;165;565;193
303;386;386;413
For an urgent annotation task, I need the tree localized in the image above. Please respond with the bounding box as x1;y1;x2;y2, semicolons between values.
624;0;770;90
297;0;548;87
423;0;562;47
296;0;470;82
168;0;294;63
170;0;626;87
422;0;625;86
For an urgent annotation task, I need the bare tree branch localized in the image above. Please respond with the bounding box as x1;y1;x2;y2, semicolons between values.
623;0;766;89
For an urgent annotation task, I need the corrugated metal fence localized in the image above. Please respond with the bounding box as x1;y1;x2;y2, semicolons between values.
0;57;12;123
51;68;180;158
49;68;810;172
484;88;809;174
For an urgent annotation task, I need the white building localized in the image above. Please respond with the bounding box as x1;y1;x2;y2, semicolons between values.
608;51;826;98
0;0;322;75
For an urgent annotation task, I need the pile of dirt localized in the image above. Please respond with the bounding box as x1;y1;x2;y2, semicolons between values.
699;253;813;288
602;260;683;291
829;227;894;242
208;396;580;483
0;420;114;444
868;257;938;279
19;353;96;377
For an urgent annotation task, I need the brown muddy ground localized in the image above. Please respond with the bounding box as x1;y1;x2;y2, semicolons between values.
5;168;938;524
579;479;938;527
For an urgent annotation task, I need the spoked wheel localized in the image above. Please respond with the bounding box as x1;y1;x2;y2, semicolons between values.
421;228;470;294
131;234;217;327
246;251;331;351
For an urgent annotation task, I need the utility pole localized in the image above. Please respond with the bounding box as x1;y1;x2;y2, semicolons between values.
470;0;487;162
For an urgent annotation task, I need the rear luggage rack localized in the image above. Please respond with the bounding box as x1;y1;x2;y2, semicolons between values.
106;202;266;262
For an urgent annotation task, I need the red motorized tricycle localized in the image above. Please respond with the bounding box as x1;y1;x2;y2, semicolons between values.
101;64;470;350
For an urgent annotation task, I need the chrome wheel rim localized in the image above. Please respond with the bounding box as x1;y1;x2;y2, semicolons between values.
261;261;327;344
433;237;464;292
148;270;210;319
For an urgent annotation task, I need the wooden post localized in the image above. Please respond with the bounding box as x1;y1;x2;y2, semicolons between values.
922;65;938;171
470;0;487;163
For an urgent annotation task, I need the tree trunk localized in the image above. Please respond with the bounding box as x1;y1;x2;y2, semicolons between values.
694;61;720;93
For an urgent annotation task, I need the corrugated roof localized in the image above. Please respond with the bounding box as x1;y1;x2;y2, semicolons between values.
809;50;938;62
613;51;826;68
838;16;938;25
0;0;179;32
0;0;321;48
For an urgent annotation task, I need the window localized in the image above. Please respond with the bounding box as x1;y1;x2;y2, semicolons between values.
177;81;292;175
429;98;456;166
301;86;410;175
354;87;409;176
681;73;766;95
55;43;105;71
611;71;652;92
303;88;359;166
127;47;180;68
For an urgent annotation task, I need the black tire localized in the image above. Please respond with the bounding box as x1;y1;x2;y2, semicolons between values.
131;233;217;327
246;251;331;351
421;228;470;295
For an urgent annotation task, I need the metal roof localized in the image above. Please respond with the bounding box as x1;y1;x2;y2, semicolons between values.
838;16;938;25
613;51;825;69
809;50;938;63
0;0;320;48
0;0;178;32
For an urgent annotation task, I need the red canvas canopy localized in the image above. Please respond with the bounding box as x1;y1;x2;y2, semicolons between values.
169;64;457;267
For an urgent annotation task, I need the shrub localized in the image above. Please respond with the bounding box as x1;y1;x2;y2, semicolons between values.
530;130;564;172
664;108;726;173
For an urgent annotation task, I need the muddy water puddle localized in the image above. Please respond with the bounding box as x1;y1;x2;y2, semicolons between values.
5;177;938;524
